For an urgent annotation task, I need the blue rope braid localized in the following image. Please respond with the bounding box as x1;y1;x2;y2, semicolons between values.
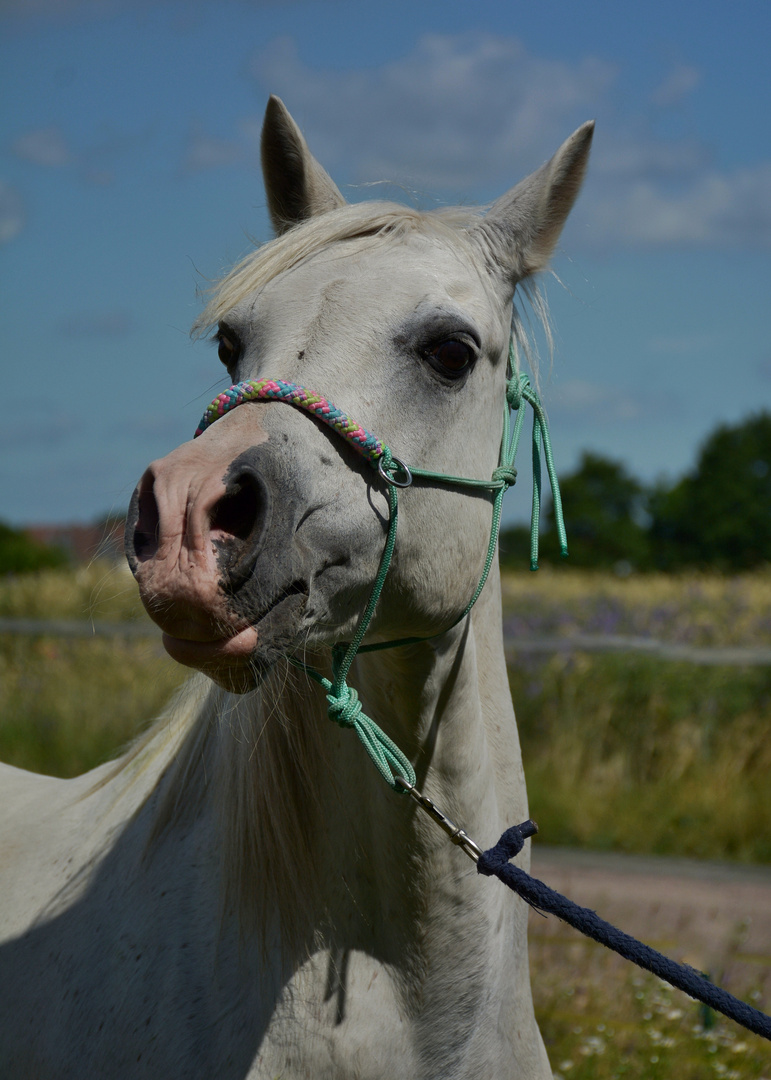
478;825;771;1042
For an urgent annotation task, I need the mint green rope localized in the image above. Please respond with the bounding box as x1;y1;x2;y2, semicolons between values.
289;449;417;788
287;351;567;789
503;343;568;569
290;652;417;788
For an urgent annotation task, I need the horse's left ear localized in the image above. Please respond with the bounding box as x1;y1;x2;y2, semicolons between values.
473;121;594;289
261;95;347;236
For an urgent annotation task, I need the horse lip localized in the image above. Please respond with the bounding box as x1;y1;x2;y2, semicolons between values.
162;585;310;675
222;579;310;633
162;625;260;667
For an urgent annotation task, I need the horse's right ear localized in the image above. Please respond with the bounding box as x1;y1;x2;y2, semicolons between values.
261;96;346;236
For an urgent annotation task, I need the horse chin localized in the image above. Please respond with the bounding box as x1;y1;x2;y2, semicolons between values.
162;591;310;694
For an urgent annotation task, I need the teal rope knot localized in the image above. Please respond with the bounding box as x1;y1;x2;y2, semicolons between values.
378;445;394;474
506;376;524;410
324;679;416;789
491;464;518;488
326;684;363;729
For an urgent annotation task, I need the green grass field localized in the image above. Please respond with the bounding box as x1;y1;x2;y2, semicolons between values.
2;562;770;1077
0;562;186;776
530;935;771;1079
505;568;771;1077
502;567;771;864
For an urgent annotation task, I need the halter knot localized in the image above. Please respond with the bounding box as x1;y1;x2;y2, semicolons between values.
326;684;363;729
506;377;524;410
491;465;518;488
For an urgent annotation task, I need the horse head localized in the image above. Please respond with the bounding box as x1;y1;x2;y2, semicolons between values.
125;96;593;694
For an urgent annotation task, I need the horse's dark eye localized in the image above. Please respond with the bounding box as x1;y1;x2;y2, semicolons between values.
216;328;240;369
428;339;474;376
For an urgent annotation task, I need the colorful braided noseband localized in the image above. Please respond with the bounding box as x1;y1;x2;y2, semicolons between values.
193;359;567;791
195;379;384;464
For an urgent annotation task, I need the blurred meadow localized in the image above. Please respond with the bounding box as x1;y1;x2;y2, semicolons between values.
2;562;770;860
530;935;771;1079
0;562;186;776
503;568;771;864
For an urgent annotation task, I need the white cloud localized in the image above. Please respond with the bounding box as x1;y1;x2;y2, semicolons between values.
587;163;771;249
248;33;771;251
648;332;714;356
651;63;701;108
5;30;769;253
0;182;25;244
545;379;679;426
12;126;72;167
182;124;243;172
10;121;152;186
595;138;710;182
251;34;615;193
547;379;646;422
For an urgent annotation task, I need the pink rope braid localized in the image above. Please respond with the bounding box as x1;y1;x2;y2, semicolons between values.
194;379;384;465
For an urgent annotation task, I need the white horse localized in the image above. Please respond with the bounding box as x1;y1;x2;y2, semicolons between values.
0;97;592;1079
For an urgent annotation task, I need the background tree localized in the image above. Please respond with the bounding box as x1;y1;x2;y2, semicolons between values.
650;412;771;570
0;522;68;575
500;452;651;570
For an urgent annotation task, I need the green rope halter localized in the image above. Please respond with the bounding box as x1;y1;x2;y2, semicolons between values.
195;341;567;790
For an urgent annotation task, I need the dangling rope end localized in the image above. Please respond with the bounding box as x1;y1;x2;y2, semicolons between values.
520;819;539;839
530;558;539;572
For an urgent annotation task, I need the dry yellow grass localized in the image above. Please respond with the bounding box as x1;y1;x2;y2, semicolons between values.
502;567;771;647
0;559;149;622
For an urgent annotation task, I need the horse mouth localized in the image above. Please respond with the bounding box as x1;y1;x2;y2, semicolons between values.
162;587;310;693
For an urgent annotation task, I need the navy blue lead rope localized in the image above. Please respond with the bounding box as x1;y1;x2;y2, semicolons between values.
478;822;771;1042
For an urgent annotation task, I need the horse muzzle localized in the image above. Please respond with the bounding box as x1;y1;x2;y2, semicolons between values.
124;406;311;692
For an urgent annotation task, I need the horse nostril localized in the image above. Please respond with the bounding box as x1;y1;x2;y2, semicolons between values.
210;471;271;589
211;479;261;542
126;476;160;568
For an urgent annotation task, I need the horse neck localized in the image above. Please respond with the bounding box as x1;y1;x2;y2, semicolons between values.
216;567;526;954
354;569;522;836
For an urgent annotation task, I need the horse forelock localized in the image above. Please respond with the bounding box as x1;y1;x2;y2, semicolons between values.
192;201;488;338
192;198;552;390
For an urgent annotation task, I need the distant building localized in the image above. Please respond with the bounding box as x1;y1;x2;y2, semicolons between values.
24;519;125;565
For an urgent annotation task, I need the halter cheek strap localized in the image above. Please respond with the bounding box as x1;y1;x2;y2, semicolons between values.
194;343;567;790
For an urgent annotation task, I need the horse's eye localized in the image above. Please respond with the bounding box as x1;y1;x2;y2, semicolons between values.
216;328;240;369
428;339;475;377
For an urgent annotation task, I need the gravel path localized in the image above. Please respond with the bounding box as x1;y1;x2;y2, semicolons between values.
529;846;771;1001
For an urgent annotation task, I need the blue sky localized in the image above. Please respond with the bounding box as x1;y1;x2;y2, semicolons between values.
1;0;769;526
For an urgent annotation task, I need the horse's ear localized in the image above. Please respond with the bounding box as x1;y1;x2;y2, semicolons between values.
474;121;594;290
260;95;346;236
